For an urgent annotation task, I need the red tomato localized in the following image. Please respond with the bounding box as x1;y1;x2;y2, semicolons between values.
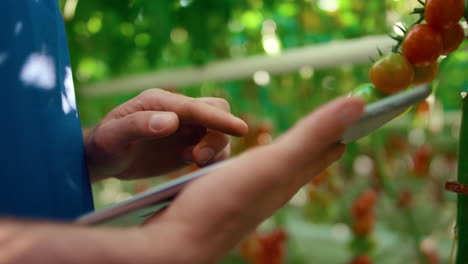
425;0;465;29
411;62;439;86
403;24;443;67
352;189;377;217
411;144;432;177
352;189;377;236
440;23;465;55
370;54;414;94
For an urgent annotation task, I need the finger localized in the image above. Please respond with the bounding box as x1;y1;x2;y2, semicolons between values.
117;89;247;136
210;145;231;164
147;144;346;257
192;130;230;165
274;97;364;168
198;97;231;113
93;111;179;152
289;143;346;190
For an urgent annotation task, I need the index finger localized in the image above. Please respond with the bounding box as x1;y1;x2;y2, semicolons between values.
140;90;247;136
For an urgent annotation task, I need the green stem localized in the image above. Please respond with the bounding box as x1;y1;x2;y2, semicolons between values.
455;95;468;264
372;134;425;262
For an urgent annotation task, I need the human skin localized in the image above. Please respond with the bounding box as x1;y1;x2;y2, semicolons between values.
0;96;364;264
83;88;248;182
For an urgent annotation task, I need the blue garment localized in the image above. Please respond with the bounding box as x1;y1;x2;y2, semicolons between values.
0;0;94;221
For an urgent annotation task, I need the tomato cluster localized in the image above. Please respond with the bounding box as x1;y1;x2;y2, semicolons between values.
360;0;466;97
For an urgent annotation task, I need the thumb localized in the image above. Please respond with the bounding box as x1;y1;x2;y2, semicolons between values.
94;111;179;151
273;97;364;167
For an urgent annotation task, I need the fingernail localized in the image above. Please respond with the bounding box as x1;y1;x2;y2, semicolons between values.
339;99;364;126
196;148;215;164
150;114;171;132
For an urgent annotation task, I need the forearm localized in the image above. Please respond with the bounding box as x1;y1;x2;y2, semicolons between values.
0;219;182;264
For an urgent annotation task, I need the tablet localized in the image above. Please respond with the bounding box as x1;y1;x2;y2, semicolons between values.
75;85;431;227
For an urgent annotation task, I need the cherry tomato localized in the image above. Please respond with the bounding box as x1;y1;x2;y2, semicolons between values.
425;0;465;29
352;189;377;217
440;23;465;55
411;62;439;86
403;24;443;67
411;144;432;177
351;83;386;103
370;54;414;95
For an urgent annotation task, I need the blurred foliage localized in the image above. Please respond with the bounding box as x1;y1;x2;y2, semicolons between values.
58;0;467;263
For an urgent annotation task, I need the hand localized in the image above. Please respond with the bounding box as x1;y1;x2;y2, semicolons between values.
0;97;363;264
84;89;248;182
141;97;364;263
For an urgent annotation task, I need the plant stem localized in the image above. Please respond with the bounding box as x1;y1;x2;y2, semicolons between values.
455;94;468;264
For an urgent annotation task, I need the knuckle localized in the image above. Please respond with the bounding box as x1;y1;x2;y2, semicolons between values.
140;88;162;97
184;98;202;114
127;115;143;134
91;126;112;153
215;98;231;111
139;88;164;102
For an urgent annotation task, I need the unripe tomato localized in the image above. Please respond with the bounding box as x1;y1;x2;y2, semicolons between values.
425;0;465;30
370;54;414;95
351;83;386;103
403;24;443;67
440;23;465;55
411;62;439;86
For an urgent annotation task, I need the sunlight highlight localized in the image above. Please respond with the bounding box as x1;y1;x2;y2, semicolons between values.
317;0;339;12
64;0;79;20
20;53;56;90
62;67;77;115
262;35;281;55
253;71;270;86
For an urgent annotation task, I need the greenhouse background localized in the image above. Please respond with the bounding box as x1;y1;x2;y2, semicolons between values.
59;0;467;263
